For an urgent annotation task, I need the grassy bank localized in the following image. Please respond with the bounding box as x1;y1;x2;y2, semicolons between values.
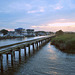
51;34;75;53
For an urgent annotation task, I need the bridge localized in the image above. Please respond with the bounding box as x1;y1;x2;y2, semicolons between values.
0;35;55;72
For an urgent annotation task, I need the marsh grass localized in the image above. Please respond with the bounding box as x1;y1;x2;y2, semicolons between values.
51;34;75;53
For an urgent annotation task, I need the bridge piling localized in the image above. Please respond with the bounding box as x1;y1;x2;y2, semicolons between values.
24;46;26;56
33;44;35;50
28;45;30;55
18;48;21;63
39;41;41;47
0;54;3;72
32;43;35;53
11;51;14;66
6;54;8;64
36;42;38;50
13;51;15;59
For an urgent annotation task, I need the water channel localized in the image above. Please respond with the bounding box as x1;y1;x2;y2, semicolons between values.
0;36;75;75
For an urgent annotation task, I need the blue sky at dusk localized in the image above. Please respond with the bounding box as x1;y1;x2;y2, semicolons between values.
0;0;75;32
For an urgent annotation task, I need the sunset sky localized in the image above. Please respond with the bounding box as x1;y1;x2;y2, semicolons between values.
0;0;75;32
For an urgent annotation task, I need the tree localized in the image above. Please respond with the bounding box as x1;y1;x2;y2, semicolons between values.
56;30;64;35
0;29;8;35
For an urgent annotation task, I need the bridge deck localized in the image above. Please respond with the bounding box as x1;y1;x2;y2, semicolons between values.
0;35;55;54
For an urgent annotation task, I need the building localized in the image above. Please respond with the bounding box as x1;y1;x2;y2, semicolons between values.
5;28;35;37
26;29;34;33
35;31;46;36
15;28;25;34
5;31;23;37
26;29;35;36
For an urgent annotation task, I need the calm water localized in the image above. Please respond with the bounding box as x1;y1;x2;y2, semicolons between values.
0;37;75;75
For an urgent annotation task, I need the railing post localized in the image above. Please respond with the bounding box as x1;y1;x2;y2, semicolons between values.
0;54;3;73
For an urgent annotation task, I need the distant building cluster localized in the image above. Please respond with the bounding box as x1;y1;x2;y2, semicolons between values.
5;28;35;37
0;28;53;37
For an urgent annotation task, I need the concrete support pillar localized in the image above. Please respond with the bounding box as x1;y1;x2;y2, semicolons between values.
33;43;35;50
0;54;3;72
44;40;46;43
43;39;46;45
18;48;21;62
6;54;8;64
33;43;35;53
39;41;41;47
11;51;14;66
39;41;40;47
42;40;44;46
41;41;43;46
24;46;26;56
13;51;15;58
40;41;41;45
28;45;30;55
36;42;38;50
35;43;37;50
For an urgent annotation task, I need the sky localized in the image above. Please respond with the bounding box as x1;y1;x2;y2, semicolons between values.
0;0;75;32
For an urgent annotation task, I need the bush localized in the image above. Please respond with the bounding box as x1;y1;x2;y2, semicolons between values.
56;30;64;35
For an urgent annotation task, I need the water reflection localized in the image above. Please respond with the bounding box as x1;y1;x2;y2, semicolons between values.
0;41;75;75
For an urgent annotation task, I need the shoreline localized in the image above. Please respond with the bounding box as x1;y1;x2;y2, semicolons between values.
0;36;36;40
0;36;25;40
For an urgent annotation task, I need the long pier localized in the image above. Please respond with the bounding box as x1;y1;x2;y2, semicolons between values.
0;35;55;72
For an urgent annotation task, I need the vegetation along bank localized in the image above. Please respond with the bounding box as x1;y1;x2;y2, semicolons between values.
51;33;75;53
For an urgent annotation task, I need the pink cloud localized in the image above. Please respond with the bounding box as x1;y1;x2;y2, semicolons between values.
55;6;63;10
31;22;75;32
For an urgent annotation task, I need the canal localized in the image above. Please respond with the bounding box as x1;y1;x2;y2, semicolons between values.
0;37;75;75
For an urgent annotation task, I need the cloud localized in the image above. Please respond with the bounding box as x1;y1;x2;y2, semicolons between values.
9;3;32;12
0;0;75;32
31;21;75;32
0;2;33;13
65;0;75;9
48;0;64;10
27;7;45;13
32;22;75;28
55;6;63;10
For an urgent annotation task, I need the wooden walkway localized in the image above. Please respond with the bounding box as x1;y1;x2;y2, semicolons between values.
0;35;55;72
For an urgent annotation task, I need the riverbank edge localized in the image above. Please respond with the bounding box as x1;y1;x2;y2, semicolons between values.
51;34;75;54
0;36;35;40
